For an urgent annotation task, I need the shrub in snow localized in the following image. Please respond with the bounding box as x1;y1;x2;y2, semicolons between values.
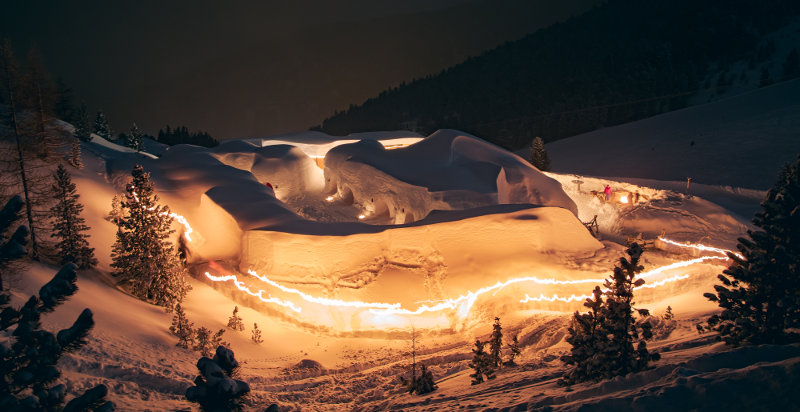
111;165;190;310
0;196;114;411
561;243;660;385
251;323;263;344
702;155;800;346
194;327;227;357
186;346;250;411
50;165;96;269
489;317;503;368
170;303;195;349
529;136;550;171
226;306;244;332
506;334;521;366
412;364;437;395
468;339;496;385
126;123;143;152
93;111;111;142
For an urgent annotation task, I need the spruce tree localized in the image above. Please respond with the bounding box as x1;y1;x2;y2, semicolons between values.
601;243;659;377
93;111;111;141
413;364;437;395
127;123;143;152
194;327;212;356
185;346;250;411
107;195;123;225
664;306;674;321
227;306;245;331
529;136;551;171
251;323;263;344
489;317;503;368
506;334;521;366
702;155;800;346
110;165;190;310
560;286;606;384
468;339;495;385
50;165;96;269
73;103;91;141
68;137;82;169
0;196;114;411
170;303;195;349
561;243;659;385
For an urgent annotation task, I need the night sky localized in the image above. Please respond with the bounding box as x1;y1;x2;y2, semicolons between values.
1;0;599;139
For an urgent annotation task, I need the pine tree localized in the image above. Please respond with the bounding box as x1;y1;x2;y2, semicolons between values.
664;306;674;321
111;165;190;309
93;111;111;141
506;334;521;366
227;306;245;331
210;328;227;351
194;327;213;356
413;364;437;395
702;155;800;346
529;136;551;171
50;165;96;269
251;323;263;344
170;303;195;349
68;137;83;169
127;123;143;152
468;339;495;385
107;194;124;225
186;346;250;411
560;286;607;384
73;103;91;141
561;243;659;385
489;317;503;368
0;196;114;410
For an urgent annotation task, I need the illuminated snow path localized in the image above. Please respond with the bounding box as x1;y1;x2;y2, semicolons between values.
203;236;734;319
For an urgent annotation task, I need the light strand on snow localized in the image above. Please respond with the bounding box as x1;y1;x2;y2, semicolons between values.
658;236;743;260
518;273;692;303
204;272;302;313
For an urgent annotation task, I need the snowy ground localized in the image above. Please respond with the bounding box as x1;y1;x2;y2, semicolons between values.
5;97;799;410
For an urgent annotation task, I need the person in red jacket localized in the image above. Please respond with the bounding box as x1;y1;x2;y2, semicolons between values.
604;184;612;201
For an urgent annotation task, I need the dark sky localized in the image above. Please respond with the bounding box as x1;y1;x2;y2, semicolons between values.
1;0;600;139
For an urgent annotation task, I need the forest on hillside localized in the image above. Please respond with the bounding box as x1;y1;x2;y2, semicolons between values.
317;0;800;149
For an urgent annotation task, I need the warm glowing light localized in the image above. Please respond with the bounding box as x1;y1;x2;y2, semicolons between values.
200;235;740;327
658;236;743;260
131;190;194;242
620;195;629;204
358;214;366;219
326;196;334;202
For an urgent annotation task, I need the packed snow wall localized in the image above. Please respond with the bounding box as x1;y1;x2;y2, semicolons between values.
324;130;578;224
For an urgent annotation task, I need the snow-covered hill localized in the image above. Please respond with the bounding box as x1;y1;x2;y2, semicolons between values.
547;79;800;191
4;112;798;409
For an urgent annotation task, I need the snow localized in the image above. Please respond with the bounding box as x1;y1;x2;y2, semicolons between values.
547;78;800;190
4;98;798;409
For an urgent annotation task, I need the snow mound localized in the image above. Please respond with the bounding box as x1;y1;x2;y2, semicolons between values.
324;129;578;223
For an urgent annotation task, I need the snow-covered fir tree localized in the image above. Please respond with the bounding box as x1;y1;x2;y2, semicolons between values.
68;137;82;169
529;136;551;171
602;242;659;377
111;165;190;310
107;194;123;225
664;306;674;320
506;334;521;366
194;327;227;357
413;364;437;395
560;286;606;384
93;110;112;142
468;339;495;385
561;243;659;384
50;165;96;269
489;317;503;368
251;322;263;344
702;155;800;346
227;306;245;331
127;122;144;152
0;196;114;411
170;303;195;349
185;346;250;411
73;103;91;141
